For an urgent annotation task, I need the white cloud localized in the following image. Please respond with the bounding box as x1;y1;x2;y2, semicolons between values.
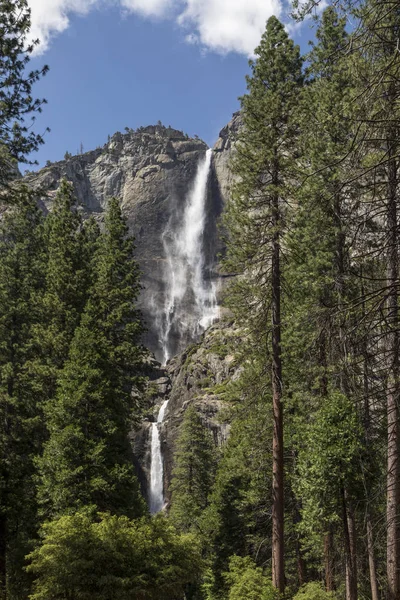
178;0;282;56
28;0;284;57
120;0;173;18
29;0;101;53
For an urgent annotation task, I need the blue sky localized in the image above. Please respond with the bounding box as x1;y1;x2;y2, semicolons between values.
26;1;313;171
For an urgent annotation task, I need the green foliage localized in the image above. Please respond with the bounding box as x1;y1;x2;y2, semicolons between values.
37;197;145;520
0;186;47;597
31;180;90;412
170;406;217;533
293;582;336;600
27;512;202;600
0;0;49;182
294;391;363;557
202;361;273;595
224;556;280;600
224;16;303;334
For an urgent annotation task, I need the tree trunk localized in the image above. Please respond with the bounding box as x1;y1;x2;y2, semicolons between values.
342;489;357;600
360;308;379;600
324;529;335;592
271;162;284;594
366;516;379;600
386;126;399;600
0;514;6;600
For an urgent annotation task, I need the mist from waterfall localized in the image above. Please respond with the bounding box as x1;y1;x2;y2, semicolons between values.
158;148;219;364
149;399;169;514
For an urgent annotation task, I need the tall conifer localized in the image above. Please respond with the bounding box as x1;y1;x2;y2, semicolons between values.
223;17;303;591
0;188;46;598
169;406;216;533
37;198;145;520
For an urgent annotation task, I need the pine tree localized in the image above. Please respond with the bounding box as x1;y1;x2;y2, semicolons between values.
0;187;46;598
37;198;145;519
0;0;49;183
35;180;89;403
203;375;273;597
169;406;216;533
342;3;400;596
285;9;364;598
223;16;303;592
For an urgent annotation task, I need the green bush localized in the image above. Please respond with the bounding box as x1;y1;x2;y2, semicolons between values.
293;582;336;600
27;512;202;600
224;556;280;600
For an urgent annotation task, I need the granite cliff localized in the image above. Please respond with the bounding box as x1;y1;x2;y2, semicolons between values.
25;119;239;362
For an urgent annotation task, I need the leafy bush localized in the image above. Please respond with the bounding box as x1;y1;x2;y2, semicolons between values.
224;556;280;600
293;582;336;600
27;512;202;600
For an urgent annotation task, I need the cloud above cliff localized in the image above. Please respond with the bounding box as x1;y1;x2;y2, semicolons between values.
178;0;282;55
28;0;283;56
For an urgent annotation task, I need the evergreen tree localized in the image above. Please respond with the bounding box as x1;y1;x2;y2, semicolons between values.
223;16;303;592
35;180;89;403
284;9;364;598
0;187;46;598
37;197;145;519
203;361;274;597
356;6;400;596
169;405;216;533
0;0;49;183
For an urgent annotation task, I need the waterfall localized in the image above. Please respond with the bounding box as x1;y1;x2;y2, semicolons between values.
158;148;219;364
149;399;169;514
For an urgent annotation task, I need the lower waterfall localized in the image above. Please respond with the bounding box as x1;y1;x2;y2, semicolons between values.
149;399;169;514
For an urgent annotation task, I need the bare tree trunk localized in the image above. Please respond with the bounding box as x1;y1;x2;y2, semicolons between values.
360;305;379;600
271;161;284;594
386;127;399;600
342;489;358;600
366;517;379;600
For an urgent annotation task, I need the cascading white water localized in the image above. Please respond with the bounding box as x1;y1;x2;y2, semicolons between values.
148;148;219;512
149;399;169;514
159;148;219;364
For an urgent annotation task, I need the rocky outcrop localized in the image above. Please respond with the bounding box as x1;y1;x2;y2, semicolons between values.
213;111;241;205
134;317;244;508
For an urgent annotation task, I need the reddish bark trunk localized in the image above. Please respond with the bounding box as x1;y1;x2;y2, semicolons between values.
324;530;335;592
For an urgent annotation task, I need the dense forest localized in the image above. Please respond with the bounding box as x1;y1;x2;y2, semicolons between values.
0;0;399;599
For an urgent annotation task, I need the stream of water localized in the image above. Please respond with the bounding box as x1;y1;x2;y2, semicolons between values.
149;399;169;514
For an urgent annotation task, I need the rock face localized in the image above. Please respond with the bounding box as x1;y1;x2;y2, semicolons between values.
134;318;244;508
213;111;241;205
25;120;239;362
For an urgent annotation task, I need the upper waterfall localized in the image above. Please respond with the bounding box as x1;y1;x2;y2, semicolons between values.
157;148;219;364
